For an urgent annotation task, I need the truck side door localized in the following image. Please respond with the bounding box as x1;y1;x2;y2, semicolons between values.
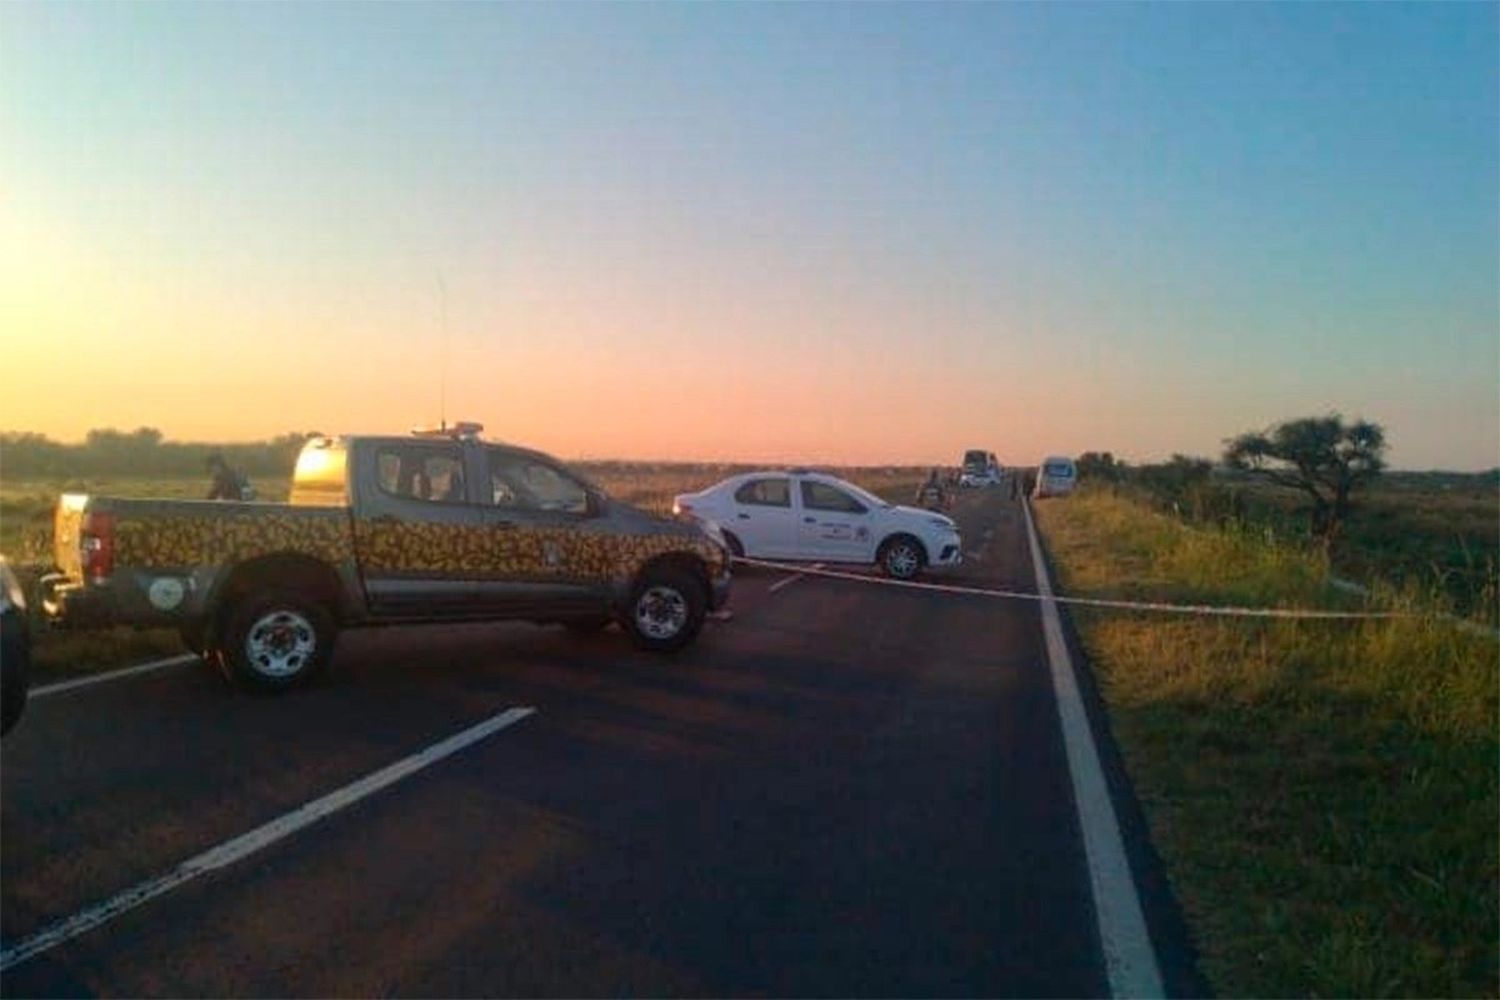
473;447;609;615
351;440;487;615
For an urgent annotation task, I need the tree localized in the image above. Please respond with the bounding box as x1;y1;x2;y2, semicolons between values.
1076;451;1124;482
1224;414;1386;546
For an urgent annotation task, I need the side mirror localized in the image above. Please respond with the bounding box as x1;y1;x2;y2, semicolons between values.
586;491;607;518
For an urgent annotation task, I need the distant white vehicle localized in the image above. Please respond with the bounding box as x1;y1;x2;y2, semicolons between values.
673;470;962;580
1033;456;1078;498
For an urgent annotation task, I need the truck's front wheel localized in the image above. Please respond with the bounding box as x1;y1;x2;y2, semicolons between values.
621;567;706;653
219;590;337;692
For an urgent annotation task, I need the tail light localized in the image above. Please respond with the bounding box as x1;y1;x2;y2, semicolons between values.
81;511;115;583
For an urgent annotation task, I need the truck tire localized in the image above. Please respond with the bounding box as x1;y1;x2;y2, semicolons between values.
621;566;706;653
219;590;337;693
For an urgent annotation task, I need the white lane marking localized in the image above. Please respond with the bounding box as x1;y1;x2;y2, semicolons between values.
767;563;824;594
31;654;199;698
1021;497;1164;998
0;706;537;972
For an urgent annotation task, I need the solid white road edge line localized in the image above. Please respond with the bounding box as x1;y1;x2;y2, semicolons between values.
31;654;199;698
0;705;537;973
1021;498;1165;999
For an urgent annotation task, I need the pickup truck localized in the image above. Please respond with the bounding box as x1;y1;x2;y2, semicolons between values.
43;428;732;691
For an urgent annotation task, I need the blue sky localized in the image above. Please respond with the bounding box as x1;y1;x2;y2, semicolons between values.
3;2;1496;467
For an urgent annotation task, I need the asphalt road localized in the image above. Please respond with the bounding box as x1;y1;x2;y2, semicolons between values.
1;488;1175;997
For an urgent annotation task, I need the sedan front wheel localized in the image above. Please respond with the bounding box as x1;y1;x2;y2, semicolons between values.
878;536;926;581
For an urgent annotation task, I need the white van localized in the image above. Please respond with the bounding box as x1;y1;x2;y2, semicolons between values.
1033;456;1077;498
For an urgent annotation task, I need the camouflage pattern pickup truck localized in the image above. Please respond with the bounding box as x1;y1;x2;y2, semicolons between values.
43;427;732;691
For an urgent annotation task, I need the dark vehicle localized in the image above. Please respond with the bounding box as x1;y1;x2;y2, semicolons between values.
1;556;31;736
43;424;732;692
960;449;1001;487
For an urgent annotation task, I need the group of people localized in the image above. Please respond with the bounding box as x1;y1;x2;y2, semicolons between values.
913;469;952;511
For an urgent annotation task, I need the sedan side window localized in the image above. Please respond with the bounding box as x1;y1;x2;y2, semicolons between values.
489;450;590;514
800;481;866;514
734;478;791;507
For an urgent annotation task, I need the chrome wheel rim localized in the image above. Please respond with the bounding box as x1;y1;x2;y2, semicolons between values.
245;610;316;677
635;585;688;640
886;543;920;579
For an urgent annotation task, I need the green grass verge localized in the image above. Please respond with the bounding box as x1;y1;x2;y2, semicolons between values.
1034;488;1498;997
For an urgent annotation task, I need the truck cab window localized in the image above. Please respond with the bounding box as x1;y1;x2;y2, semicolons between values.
376;446;467;504
488;450;590;515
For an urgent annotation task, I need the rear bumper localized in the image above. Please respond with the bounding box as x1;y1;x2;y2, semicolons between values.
40;575;197;630
40;578;120;628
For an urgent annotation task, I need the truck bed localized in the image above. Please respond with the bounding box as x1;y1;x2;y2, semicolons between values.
49;496;356;628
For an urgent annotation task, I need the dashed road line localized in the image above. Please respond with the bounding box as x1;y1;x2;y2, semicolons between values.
0;705;537;972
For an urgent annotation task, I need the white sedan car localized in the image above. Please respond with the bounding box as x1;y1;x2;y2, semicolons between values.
672;470;962;580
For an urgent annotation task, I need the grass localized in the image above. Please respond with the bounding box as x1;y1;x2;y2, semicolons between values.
1;466;926;681
1119;470;1500;624
1034;487;1499;997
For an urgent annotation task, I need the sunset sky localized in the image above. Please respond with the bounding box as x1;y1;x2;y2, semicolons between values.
3;3;1496;469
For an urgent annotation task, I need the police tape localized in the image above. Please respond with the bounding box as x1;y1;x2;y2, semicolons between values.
730;556;1413;621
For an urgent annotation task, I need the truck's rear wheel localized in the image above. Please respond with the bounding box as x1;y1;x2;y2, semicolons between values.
621;567;706;653
219;590;336;692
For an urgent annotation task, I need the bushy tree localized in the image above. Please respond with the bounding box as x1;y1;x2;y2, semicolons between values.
1076;451;1124;482
1224;414;1386;546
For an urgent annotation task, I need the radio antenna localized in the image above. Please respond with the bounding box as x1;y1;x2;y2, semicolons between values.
437;272;449;432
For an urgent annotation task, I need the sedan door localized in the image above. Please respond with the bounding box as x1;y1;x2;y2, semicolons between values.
723;477;798;558
796;479;875;564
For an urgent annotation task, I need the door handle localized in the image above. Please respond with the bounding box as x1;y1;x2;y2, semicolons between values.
371;514;399;525
737;513;751;520
803;517;816;524
489;519;517;531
